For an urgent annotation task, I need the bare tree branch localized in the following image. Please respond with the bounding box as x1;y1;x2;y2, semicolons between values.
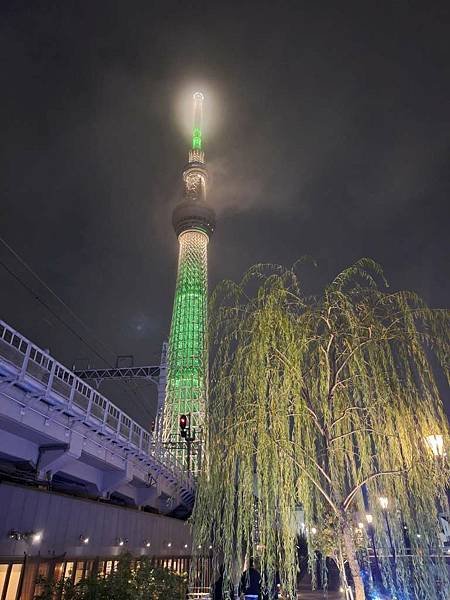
342;468;409;512
329;405;373;430
272;348;326;436
329;428;397;444
273;440;339;515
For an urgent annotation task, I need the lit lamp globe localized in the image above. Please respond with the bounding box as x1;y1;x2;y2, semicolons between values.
379;496;389;510
425;434;444;457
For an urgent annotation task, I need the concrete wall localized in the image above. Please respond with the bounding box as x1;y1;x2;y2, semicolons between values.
0;482;192;560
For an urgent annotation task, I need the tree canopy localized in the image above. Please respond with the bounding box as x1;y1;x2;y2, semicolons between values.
192;259;450;600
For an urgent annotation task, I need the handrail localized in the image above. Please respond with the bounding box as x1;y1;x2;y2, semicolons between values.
0;319;195;495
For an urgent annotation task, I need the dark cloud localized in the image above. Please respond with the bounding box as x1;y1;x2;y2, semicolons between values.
1;1;449;423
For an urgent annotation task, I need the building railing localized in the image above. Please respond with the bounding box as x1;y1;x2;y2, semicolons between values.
0;320;195;499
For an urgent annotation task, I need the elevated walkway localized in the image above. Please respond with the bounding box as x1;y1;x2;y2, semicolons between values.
0;320;194;514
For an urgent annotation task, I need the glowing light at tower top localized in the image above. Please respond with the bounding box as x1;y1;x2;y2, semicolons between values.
192;92;204;151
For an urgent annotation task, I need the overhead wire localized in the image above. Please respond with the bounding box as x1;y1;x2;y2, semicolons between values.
0;236;155;420
0;234;117;361
0;257;154;420
0;255;155;420
0;259;115;365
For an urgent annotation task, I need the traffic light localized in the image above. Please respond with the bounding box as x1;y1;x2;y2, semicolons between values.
179;414;188;438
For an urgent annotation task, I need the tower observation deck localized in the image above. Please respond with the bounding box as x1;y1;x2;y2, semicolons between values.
163;92;215;471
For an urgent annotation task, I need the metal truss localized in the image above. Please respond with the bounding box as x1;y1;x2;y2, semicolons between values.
74;365;161;387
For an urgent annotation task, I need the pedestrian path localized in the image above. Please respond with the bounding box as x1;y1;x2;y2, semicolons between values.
297;588;344;599
297;573;344;599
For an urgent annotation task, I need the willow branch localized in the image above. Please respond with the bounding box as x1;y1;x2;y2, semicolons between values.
274;440;338;515
342;468;409;511
334;339;374;382
273;348;325;436
329;406;372;430
329;428;398;444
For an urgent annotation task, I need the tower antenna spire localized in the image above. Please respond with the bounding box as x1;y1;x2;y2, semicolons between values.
192;91;204;151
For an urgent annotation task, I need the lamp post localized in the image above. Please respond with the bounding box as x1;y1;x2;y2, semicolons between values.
179;413;196;473
424;434;447;552
379;496;395;559
365;513;382;585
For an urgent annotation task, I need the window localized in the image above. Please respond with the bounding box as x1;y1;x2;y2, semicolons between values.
85;561;94;578
65;562;74;580
74;562;84;584
5;564;22;600
34;562;49;596
54;562;64;582
0;564;8;596
0;563;24;600
37;562;48;580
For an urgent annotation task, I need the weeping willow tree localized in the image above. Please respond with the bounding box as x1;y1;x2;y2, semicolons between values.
192;259;450;600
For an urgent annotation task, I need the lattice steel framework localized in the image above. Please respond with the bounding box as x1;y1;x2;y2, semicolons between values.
163;92;215;471
164;231;208;459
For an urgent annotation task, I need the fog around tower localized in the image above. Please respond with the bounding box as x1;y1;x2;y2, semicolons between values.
1;2;449;425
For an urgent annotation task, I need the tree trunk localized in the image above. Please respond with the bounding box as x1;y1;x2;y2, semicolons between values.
342;523;366;600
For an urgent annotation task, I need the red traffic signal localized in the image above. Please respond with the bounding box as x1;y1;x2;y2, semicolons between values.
179;414;188;436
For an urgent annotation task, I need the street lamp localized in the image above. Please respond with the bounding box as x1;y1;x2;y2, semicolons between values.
364;513;382;585
425;435;444;457
379;496;389;510
378;496;394;558
8;530;42;543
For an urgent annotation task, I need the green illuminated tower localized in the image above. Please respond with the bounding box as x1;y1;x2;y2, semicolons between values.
163;92;215;471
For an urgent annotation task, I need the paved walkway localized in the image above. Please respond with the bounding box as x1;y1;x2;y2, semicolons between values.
297;574;344;599
297;587;344;599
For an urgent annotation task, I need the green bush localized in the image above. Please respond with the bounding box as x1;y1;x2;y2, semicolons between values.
34;554;187;600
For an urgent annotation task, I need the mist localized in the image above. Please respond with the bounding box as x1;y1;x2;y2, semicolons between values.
1;1;449;424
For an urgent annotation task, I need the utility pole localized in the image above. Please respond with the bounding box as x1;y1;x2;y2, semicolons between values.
179;413;196;473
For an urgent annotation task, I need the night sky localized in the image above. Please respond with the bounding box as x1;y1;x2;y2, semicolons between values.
1;2;449;426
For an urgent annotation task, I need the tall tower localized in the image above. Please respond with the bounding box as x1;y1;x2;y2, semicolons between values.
163;92;215;470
